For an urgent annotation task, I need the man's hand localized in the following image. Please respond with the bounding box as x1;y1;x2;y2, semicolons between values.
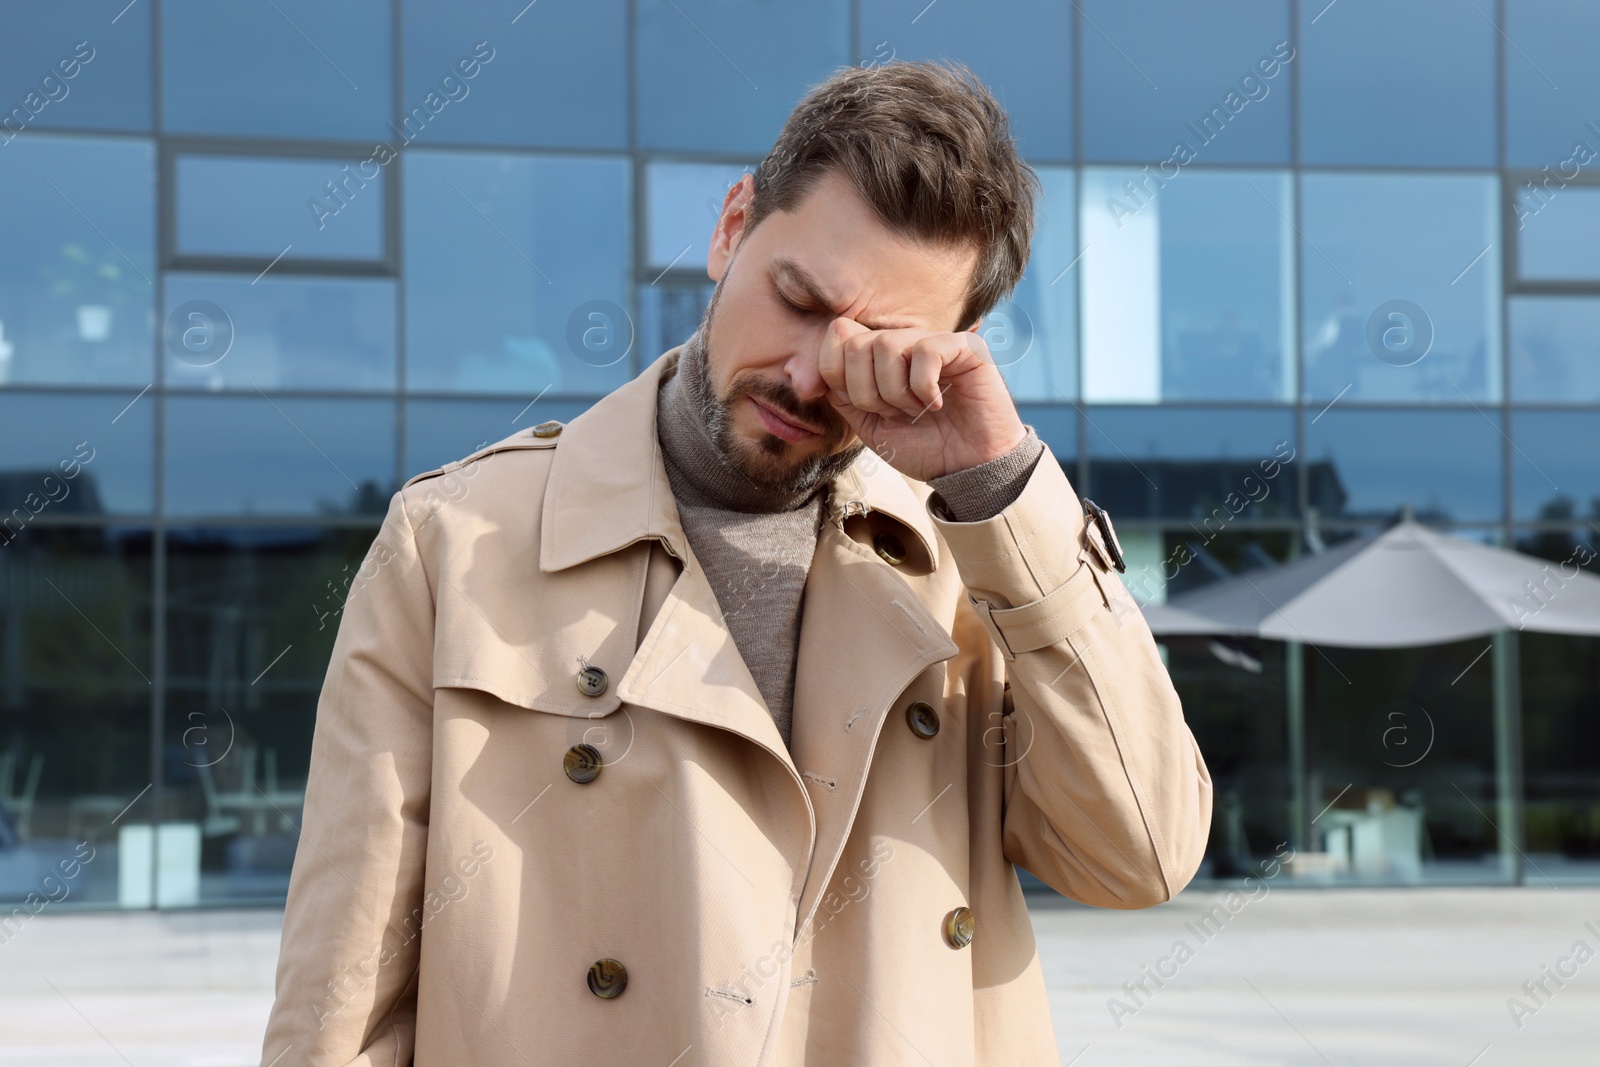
818;316;1027;481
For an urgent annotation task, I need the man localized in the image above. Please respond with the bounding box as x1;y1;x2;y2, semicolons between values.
261;59;1211;1066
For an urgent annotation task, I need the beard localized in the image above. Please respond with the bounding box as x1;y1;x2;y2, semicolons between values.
682;263;865;498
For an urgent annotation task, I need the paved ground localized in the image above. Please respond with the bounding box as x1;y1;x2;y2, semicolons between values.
0;888;1596;1065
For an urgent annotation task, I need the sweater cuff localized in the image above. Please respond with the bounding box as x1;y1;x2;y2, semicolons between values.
926;425;1047;523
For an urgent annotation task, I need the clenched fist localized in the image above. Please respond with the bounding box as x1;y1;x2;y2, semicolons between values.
819;316;1027;481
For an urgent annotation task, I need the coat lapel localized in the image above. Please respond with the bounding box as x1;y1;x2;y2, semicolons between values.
786;469;960;941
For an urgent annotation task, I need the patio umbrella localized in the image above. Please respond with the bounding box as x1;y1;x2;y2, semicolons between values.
1141;519;1600;648
1137;518;1600;882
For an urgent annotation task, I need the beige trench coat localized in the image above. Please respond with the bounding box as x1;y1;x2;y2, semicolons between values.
260;344;1212;1066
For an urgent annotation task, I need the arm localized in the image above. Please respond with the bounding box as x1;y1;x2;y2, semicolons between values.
928;440;1212;908
260;488;434;1065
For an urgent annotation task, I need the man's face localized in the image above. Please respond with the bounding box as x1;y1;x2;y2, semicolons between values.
692;167;980;492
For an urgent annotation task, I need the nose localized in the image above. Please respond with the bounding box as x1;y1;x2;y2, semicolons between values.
783;336;830;403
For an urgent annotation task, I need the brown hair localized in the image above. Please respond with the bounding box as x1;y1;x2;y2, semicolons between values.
746;58;1041;334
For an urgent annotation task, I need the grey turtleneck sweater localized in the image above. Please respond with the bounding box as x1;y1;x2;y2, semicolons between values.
655;335;1047;748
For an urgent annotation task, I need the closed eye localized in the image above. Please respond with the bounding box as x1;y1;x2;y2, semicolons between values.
776;290;816;317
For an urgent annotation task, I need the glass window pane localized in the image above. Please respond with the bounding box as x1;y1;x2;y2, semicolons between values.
0;525;153;907
638;283;716;367
860;0;1073;160
161;0;392;141
164;397;395;518
403;397;593;481
1084;406;1298;521
1000;167;1078;402
1511;411;1600;523
405;151;632;397
0;3;152;134
402;0;626;149
647;162;750;272
1080;0;1291;164
1307;638;1503;884
1016;405;1077;469
1510;297;1600;403
1301;173;1501;402
1506;0;1600;167
1307;409;1504;523
1298;0;1496;166
1516;185;1600;282
163;274;396;392
164;525;379;903
174;155;386;263
1082;169;1294;402
0;135;155;388
1519;624;1600;876
636;0;849;153
0;392;154;518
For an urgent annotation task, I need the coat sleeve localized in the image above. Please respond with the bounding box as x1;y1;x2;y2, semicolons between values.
260;488;434;1065
929;454;1213;909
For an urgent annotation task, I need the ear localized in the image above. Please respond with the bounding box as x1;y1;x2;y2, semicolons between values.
707;173;755;283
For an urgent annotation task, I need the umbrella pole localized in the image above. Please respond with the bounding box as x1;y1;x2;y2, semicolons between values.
1286;639;1309;851
1491;628;1526;885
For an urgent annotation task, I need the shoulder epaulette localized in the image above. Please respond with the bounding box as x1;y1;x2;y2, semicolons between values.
402;419;564;490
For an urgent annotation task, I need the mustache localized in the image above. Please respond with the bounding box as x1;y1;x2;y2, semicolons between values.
730;375;844;439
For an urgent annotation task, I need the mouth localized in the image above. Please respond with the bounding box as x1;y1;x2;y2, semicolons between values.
748;395;821;444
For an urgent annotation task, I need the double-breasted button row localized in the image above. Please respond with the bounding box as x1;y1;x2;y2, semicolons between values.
587;957;627;997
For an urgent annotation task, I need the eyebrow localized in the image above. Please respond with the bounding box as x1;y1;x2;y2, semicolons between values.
770;256;922;333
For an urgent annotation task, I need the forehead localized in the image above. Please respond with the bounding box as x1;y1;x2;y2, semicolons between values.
752;169;978;332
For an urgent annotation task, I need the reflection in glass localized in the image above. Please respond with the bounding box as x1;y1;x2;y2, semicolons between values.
1082;169;1293;402
860;0;1073;160
1510;297;1600;403
0;392;154;517
1080;0;1291;165
1000;167;1077;402
1505;0;1600;167
174;155;386;263
164;525;377;902
1084;406;1297;522
646;162;750;272
638;283;716;365
1298;0;1496;166
164;274;396;392
636;0;849;153
402;0;626;149
161;0;392;140
1510;411;1600;523
0;2;152;133
403;398;592;482
405;151;632;396
1516;185;1600;282
1300;173;1500;402
164;397;395;518
0;136;155;387
1521;631;1600;879
1306;639;1503;884
0;526;152;906
1307;409;1503;523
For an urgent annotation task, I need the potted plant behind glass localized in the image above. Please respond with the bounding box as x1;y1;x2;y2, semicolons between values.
38;242;138;343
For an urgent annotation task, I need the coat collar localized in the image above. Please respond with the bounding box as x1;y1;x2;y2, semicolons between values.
540;344;942;575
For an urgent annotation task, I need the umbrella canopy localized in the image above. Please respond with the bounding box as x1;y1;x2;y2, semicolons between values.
1140;520;1600;648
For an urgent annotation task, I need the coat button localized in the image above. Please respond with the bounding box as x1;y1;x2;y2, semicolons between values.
872;531;907;566
577;664;609;697
587;958;628;998
531;420;563;438
944;906;974;949
564;743;602;784
906;700;940;739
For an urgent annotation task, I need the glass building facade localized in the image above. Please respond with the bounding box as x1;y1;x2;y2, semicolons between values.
1;0;1596;907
